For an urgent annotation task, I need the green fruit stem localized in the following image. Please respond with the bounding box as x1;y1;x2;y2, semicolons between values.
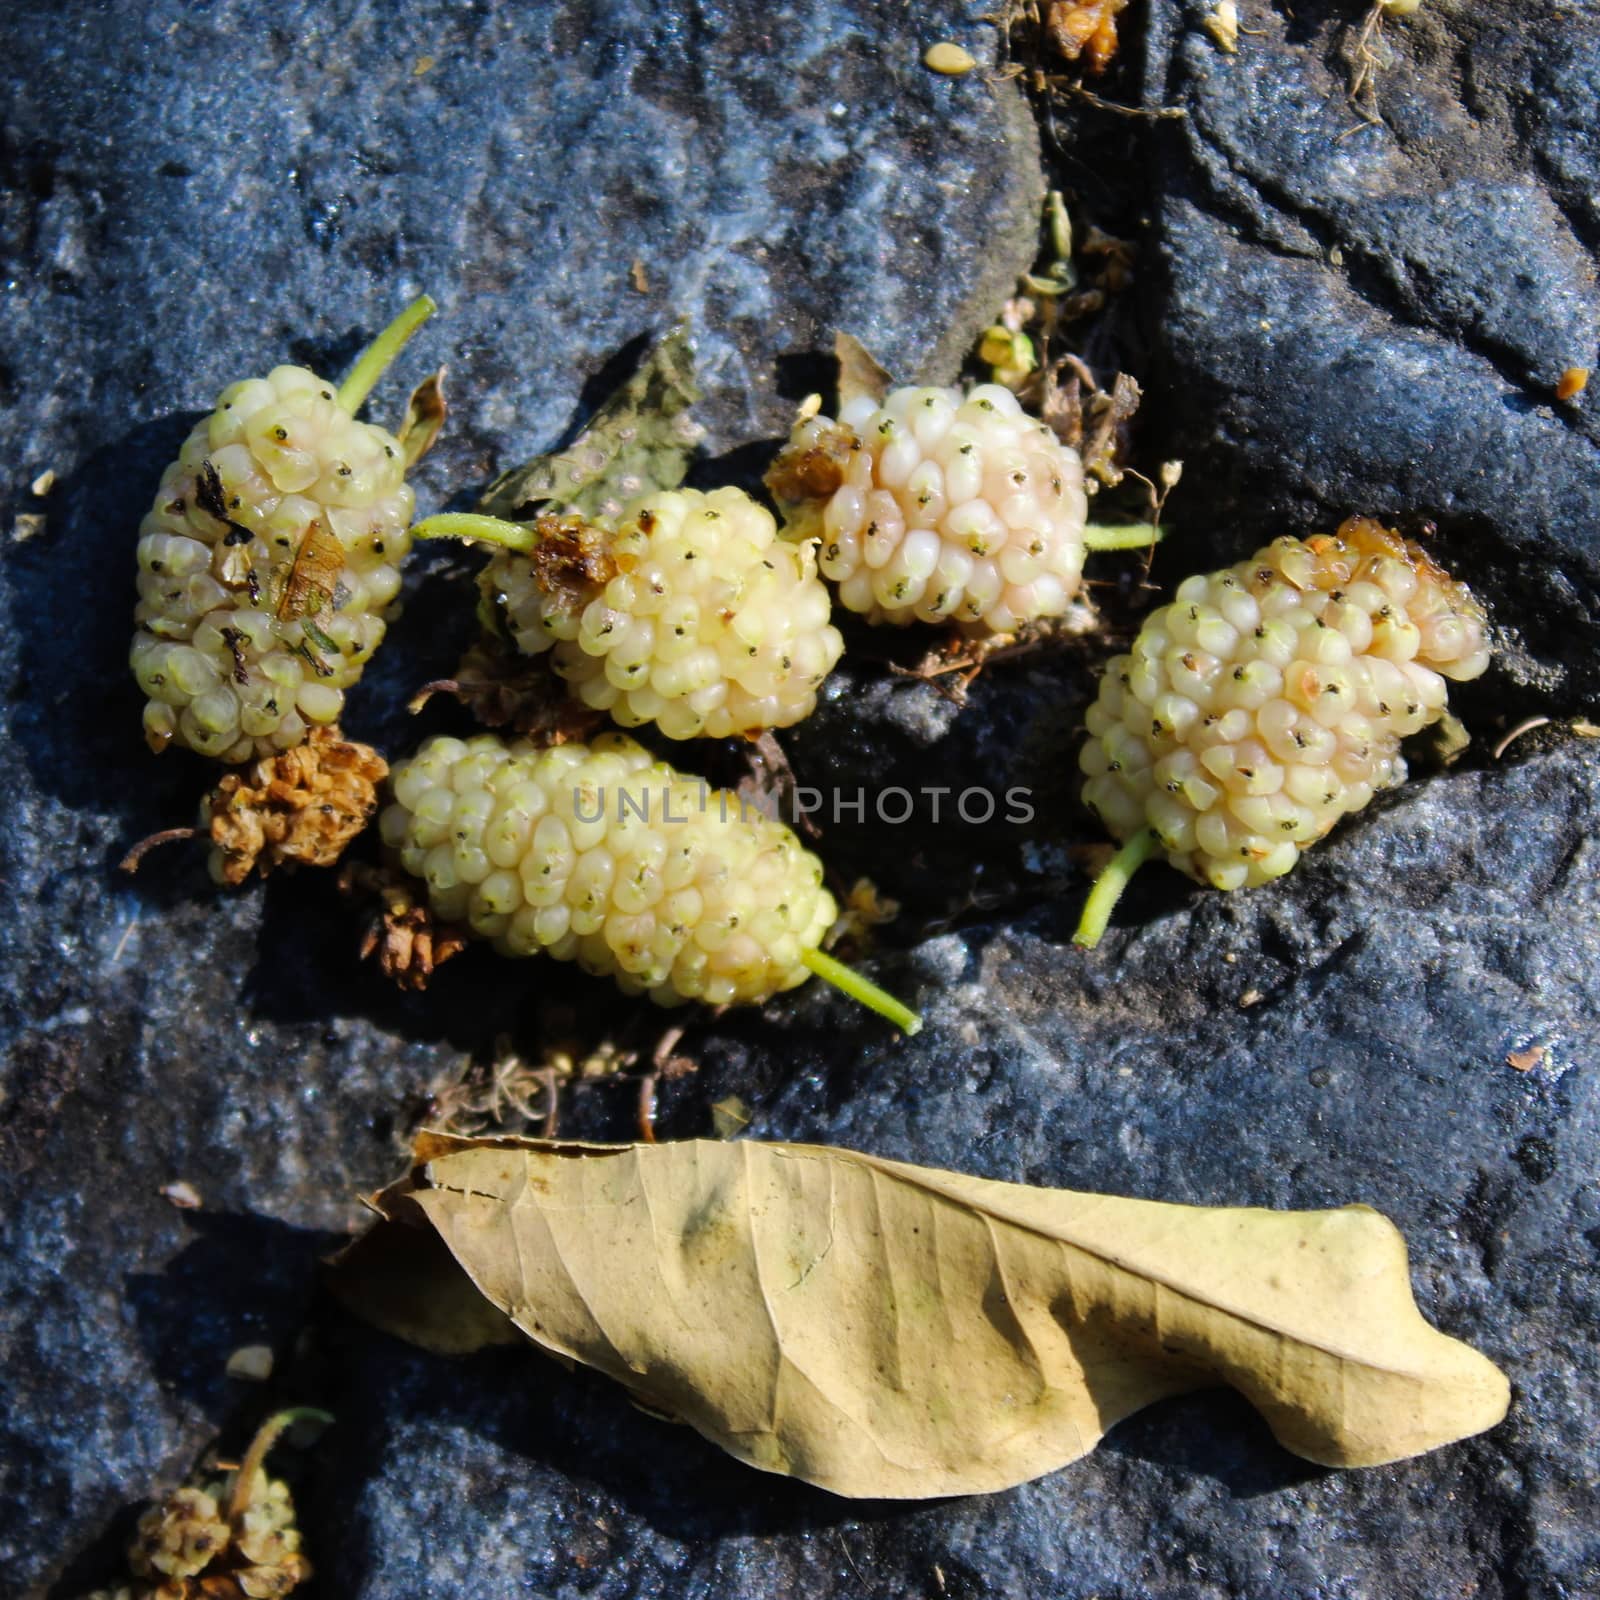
803;947;922;1035
1073;829;1159;949
1082;522;1167;551
226;1406;335;1521
413;512;540;553
338;293;437;415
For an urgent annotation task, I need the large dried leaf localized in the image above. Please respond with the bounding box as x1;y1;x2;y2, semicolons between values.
345;1135;1509;1498
479;325;702;523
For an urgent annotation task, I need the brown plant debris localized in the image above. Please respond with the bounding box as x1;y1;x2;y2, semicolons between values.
765;416;860;504
119;729;387;884
395;366;449;470
408;633;608;742
423;1031;660;1141
827;877;903;957
1044;0;1128;73
205;728;388;886
341;862;470;992
887;617;1083;706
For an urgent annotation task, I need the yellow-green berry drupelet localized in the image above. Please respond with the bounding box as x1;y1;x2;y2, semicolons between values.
131;295;434;761
415;486;844;740
1075;517;1489;945
767;383;1099;634
379;732;919;1029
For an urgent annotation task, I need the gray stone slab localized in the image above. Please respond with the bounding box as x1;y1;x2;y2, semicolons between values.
3;1;1597;1597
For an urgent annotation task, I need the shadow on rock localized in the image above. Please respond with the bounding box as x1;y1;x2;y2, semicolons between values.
125;1210;342;1422
1096;1388;1325;1500
5;413;203;821
307;1312;938;1590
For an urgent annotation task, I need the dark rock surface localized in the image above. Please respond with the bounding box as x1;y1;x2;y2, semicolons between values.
1144;0;1600;702
3;1;1598;1598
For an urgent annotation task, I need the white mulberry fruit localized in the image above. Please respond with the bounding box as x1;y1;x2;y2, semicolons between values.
766;383;1095;633
416;486;844;740
1075;517;1490;943
131;296;435;762
380;731;918;1027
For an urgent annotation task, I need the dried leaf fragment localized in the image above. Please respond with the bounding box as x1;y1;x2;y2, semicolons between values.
479;324;702;523
833;330;894;410
395;366;448;469
348;1136;1510;1498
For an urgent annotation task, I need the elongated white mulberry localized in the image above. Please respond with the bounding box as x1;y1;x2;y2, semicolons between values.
766;383;1091;633
131;297;434;762
419;486;844;740
380;732;920;1029
1076;517;1489;942
380;732;835;1007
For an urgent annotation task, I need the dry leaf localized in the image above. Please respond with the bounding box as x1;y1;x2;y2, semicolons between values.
396;366;448;469
834;330;893;410
344;1136;1509;1498
479;325;702;523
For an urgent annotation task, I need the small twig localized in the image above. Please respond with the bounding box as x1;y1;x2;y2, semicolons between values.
540;1066;561;1139
119;827;198;874
637;1072;659;1143
1053;79;1187;119
1492;717;1550;760
226;1407;334;1522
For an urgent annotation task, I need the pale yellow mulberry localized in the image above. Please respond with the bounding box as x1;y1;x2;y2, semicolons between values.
416;486;844;740
1075;517;1489;943
380;732;918;1027
131;296;434;761
767;383;1104;634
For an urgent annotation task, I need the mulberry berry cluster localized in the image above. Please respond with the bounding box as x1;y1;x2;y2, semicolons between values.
124;301;1494;1023
131;297;433;761
766;383;1104;633
1075;517;1489;943
379;731;914;1024
420;486;843;739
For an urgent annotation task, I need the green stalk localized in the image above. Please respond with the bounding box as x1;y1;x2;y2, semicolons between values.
1074;829;1160;949
803;948;922;1035
1082;522;1167;552
226;1406;335;1521
412;512;541;554
337;293;437;415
